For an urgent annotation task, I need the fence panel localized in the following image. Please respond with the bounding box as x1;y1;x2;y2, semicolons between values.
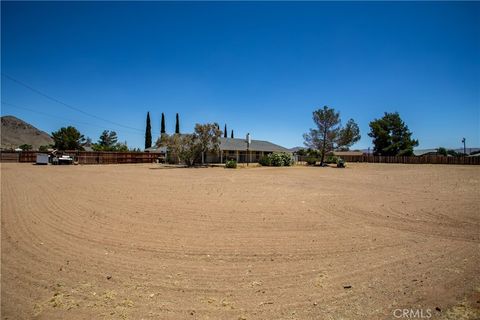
296;154;480;165
0;151;160;164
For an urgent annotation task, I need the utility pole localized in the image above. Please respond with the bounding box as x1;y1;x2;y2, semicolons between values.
246;133;251;166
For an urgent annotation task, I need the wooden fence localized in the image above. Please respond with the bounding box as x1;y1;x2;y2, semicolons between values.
2;151;479;165
297;155;480;165
0;151;159;165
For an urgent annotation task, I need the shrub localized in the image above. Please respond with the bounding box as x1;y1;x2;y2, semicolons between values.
225;159;237;169
269;152;284;166
259;155;271;166
260;152;293;166
305;157;317;165
280;152;294;166
324;155;339;164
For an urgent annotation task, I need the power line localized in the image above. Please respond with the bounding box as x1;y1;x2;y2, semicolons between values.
1;73;144;133
1;100;144;137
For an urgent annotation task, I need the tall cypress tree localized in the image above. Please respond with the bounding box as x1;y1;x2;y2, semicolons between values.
224;124;227;138
145;112;152;149
231;130;234;138
160;112;166;134
175;113;180;134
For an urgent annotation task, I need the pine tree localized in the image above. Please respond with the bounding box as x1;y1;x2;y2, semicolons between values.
175;113;180;134
145;112;152;149
161;112;166;134
231;130;234;138
224;124;227;138
303;106;361;165
368;112;418;156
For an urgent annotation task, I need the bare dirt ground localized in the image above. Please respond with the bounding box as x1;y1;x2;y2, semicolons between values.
1;163;479;320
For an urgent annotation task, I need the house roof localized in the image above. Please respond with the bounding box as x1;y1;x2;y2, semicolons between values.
145;146;167;153
333;151;364;156
413;149;438;156
219;137;290;152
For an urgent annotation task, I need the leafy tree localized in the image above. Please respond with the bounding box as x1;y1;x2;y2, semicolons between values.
447;149;460;157
437;147;448;156
161;112;166;134
303;106;361;165
368;112;418;156
161;133;197;165
39;145;51;152
296;148;306;156
19;144;32;151
195;123;222;164
51;126;86;150
175;113;180;134
224;124;227;138
115;142;129;152
337;119;361;150
158;122;222;166
231;130;234;138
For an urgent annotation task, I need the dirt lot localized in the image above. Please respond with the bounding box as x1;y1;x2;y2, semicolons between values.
1;163;479;319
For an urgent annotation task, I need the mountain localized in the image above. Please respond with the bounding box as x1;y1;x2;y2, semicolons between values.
1;115;53;150
289;146;304;152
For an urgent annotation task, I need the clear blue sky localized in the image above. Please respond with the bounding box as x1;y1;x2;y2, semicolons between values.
1;2;479;150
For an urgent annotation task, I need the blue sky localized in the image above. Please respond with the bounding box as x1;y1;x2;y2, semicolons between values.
1;1;479;150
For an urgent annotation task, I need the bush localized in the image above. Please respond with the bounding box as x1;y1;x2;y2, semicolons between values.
259;152;293;167
305;157;317;165
225;159;237;168
259;155;271;166
269;153;284;166
324;155;339;164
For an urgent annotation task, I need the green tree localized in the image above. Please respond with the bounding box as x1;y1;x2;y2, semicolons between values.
337;119;361;151
19;144;32;151
303;106;361;165
159;122;222;166
145;112;152;149
39;145;51;152
161;112;166;134
224;124;227;138
195;123;222;164
175;113;180;134
115;142;129;152
437;147;448;156
368;112;418;156
99;130;118;148
92;130;126;151
447;149;459;157
51;126;86;150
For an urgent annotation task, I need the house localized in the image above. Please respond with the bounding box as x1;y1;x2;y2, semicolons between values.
207;137;291;163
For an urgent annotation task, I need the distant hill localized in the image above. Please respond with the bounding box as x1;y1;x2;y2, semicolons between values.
288;146;304;152
1;115;53;150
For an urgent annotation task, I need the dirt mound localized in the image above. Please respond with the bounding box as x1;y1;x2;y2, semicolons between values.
1;115;53;150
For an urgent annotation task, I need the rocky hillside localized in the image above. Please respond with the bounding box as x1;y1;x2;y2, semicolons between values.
1;115;53;150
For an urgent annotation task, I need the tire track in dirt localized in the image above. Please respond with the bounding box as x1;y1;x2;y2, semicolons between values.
2;163;479;319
